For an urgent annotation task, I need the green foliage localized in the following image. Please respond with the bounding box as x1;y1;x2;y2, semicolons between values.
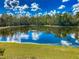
0;12;79;26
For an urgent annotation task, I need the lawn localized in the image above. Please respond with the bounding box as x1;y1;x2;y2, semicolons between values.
0;43;79;59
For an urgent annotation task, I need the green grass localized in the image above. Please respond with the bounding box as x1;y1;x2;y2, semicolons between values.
0;43;79;59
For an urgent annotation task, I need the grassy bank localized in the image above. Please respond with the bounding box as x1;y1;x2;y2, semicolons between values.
0;43;79;59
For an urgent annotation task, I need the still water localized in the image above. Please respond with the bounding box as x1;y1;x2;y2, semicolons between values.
0;26;79;47
0;30;79;47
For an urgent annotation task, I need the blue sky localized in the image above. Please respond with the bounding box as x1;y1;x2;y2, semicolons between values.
0;0;79;16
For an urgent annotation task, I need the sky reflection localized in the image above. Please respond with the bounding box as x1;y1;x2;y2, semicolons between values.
0;30;79;47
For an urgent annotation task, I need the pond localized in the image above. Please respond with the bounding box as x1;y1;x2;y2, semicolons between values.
0;26;79;47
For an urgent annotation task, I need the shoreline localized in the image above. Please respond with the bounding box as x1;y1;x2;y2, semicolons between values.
0;41;79;47
0;25;79;30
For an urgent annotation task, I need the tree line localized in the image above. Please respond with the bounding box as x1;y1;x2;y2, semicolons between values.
0;12;79;27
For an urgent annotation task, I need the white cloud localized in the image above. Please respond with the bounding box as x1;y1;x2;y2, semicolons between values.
48;10;60;16
70;33;76;39
32;32;39;40
6;32;29;43
20;33;29;39
4;1;42;16
32;31;42;40
61;40;70;46
4;0;19;9
37;12;42;16
62;11;66;14
15;4;29;15
7;32;21;43
22;4;29;10
15;4;29;11
48;10;55;16
72;3;79;15
31;3;40;11
43;10;60;16
77;0;79;2
6;11;14;16
58;5;65;9
4;1;41;16
26;12;31;17
62;0;69;2
4;0;29;16
75;40;79;43
7;36;11;42
34;12;42;17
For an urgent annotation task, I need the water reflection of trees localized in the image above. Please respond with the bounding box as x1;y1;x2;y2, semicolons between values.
0;26;79;39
